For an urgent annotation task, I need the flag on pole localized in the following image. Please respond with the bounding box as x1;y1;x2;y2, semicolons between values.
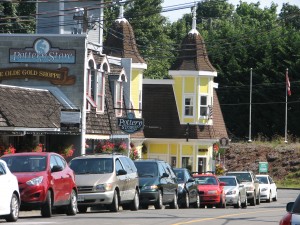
286;69;291;96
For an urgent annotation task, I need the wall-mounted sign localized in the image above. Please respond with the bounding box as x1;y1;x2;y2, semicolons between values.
9;38;76;64
60;109;81;132
117;112;144;134
0;67;75;85
219;137;229;148
259;162;268;173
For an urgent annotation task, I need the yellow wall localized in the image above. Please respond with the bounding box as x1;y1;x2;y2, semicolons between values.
200;77;209;93
184;77;195;93
170;144;177;155
131;69;141;116
173;77;183;119
182;144;193;155
148;143;168;154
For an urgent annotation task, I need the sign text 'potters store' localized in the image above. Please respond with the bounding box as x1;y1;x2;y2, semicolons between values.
117;112;144;134
9;38;76;64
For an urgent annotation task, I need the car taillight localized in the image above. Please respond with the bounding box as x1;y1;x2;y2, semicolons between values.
279;213;292;225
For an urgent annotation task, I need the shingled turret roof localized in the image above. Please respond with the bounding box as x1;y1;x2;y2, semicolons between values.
170;8;216;72
103;5;145;64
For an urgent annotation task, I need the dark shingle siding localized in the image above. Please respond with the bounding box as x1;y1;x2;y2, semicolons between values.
0;86;61;128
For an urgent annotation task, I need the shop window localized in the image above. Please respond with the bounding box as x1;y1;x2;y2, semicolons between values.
171;156;177;167
184;95;194;117
182;157;193;171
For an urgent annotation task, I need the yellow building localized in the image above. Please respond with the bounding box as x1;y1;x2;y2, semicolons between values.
141;9;228;173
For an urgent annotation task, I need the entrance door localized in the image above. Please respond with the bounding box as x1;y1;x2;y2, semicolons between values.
197;158;206;174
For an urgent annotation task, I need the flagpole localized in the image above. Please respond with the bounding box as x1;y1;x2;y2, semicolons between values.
248;68;252;142
285;68;288;143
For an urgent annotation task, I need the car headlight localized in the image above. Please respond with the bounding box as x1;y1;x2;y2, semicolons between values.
261;187;269;192
26;176;43;186
142;185;158;191
178;184;185;192
226;190;237;195
95;183;113;192
208;190;217;194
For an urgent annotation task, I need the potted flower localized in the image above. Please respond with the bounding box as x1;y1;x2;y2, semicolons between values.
129;143;139;160
32;143;44;152
60;144;75;158
95;140;115;153
4;144;16;155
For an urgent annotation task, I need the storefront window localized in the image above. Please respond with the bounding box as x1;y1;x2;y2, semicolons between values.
182;157;192;171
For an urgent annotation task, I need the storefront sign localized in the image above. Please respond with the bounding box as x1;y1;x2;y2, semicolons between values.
117;112;144;134
9;38;76;63
0;67;76;85
219;137;229;148
60;109;81;132
259;162;268;173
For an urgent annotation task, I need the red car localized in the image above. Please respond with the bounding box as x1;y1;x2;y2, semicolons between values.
1;152;77;217
193;173;226;208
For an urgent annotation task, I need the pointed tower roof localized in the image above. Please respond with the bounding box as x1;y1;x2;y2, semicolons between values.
103;4;146;64
170;6;216;72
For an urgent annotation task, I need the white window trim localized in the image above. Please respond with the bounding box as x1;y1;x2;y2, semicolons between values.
183;94;195;118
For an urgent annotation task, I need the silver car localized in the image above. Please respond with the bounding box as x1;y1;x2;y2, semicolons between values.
69;154;139;213
218;176;247;208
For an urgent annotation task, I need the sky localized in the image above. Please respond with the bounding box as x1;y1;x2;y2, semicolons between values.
161;0;300;22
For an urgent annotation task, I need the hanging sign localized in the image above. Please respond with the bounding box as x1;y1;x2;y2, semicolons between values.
117;112;144;134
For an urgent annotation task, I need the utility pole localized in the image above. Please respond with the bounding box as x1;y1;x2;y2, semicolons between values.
248;68;252;142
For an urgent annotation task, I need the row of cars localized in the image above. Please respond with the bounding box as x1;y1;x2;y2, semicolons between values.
0;151;279;223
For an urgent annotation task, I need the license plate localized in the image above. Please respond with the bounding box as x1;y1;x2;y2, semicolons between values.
77;195;84;202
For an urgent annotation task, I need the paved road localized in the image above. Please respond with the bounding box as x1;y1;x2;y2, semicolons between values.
10;189;299;225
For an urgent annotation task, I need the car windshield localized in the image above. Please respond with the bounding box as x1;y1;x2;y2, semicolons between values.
2;155;47;172
257;176;268;184
219;177;236;186
69;158;113;174
174;169;185;182
194;176;217;185
227;173;252;182
134;162;158;177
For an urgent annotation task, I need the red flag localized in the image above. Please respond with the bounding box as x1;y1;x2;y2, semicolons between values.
286;69;291;96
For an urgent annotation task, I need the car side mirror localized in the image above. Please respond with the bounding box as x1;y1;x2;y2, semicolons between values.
286;202;294;212
161;172;169;178
220;182;226;186
51;165;63;173
187;178;195;183
117;169;127;176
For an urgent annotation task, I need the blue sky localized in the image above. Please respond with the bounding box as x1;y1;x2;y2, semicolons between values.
161;0;300;22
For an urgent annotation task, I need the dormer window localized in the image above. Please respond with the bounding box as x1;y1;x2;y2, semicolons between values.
184;95;194;117
200;95;208;117
86;58;106;113
115;74;126;117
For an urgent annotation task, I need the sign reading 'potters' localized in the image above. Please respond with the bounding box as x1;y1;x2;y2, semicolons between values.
9;38;76;63
117;112;144;134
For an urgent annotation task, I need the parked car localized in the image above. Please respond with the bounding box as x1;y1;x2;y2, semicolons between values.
218;175;247;208
279;194;300;225
226;171;260;206
0;159;20;222
256;174;277;202
193;173;226;208
173;168;200;208
1;152;77;217
69;153;139;213
134;159;178;209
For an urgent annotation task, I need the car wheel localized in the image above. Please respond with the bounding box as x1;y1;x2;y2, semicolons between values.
234;195;241;208
272;191;278;201
170;192;178;209
154;190;163;209
66;189;77;215
130;190;139;211
5;193;19;222
110;190;119;212
192;193;200;208
182;193;189;208
256;191;260;205
241;196;247;208
78;206;88;213
41;191;52;217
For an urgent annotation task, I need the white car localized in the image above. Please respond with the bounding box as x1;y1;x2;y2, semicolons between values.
0;159;20;222
256;174;277;202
